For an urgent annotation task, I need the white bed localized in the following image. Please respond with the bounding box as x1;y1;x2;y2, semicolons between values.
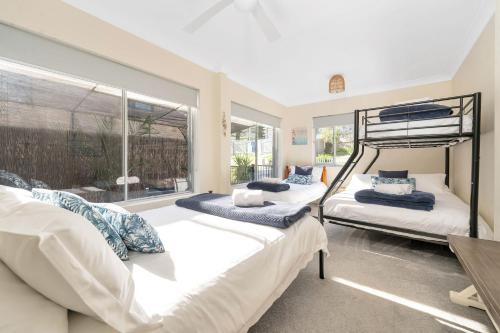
259;166;327;205
68;204;328;333
323;174;493;241
261;182;327;205
360;114;472;139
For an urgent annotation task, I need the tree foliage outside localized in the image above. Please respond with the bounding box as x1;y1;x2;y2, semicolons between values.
316;125;353;165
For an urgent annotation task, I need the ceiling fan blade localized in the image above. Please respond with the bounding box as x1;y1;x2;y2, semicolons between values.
252;3;281;42
184;0;234;33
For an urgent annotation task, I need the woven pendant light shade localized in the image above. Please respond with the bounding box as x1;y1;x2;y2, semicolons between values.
329;74;345;94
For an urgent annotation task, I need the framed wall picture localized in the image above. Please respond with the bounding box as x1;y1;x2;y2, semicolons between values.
292;127;308;145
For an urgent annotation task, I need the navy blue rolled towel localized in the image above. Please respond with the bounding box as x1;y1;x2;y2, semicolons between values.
354;189;435;211
247;181;290;192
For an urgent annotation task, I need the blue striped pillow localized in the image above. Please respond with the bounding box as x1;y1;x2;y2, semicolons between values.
371;176;416;191
32;189;129;260
286;174;313;185
93;204;164;254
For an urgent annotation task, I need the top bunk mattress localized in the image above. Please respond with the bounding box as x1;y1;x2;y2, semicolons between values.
70;204;328;333
322;174;492;240
360;114;473;140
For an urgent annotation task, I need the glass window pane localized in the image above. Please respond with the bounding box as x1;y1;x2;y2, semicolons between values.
0;59;123;202
230;117;256;185
315;127;334;164
256;124;274;180
334;125;354;166
127;92;192;199
315;125;354;166
230;117;276;185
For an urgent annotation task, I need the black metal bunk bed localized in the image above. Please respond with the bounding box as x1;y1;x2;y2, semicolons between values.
317;93;481;279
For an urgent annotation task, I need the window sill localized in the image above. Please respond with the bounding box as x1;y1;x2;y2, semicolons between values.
116;191;193;213
314;164;346;167
231;183;249;189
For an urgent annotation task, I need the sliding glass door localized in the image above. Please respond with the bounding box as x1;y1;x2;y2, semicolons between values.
230;116;277;185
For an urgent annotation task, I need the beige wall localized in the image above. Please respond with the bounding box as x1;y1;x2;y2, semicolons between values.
283;81;453;181
0;0;285;197
219;74;286;192
496;4;500;241
451;16;495;230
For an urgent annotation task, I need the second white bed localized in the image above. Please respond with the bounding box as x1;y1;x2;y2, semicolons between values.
323;174;492;241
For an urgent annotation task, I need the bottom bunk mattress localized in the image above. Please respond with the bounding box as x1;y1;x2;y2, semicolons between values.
260;181;328;205
68;204;328;333
323;189;492;241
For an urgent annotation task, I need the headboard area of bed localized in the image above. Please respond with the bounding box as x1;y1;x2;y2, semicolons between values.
284;165;328;185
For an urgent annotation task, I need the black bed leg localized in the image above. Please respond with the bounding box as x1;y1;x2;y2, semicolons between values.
319;250;325;279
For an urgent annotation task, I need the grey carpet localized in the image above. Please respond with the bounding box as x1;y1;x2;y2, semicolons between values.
249;224;495;333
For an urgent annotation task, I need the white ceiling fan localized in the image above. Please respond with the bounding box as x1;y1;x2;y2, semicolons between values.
184;0;281;42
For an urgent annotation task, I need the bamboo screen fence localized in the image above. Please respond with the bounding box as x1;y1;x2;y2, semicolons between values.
0;126;188;202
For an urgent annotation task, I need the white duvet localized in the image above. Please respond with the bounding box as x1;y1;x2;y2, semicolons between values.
261;182;327;205
69;205;328;333
323;174;492;240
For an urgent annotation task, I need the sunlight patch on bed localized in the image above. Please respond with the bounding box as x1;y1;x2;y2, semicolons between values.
331;277;491;333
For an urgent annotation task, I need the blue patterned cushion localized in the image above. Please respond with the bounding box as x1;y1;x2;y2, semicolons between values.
93;205;164;253
286;174;313;185
0;171;31;190
371;176;416;191
30;178;51;189
32;189;129;260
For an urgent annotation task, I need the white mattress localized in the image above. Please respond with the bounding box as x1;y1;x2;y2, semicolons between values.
360;114;473;139
323;188;492;240
68;205;328;333
261;182;328;205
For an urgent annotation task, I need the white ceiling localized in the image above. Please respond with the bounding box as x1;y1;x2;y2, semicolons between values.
63;0;494;106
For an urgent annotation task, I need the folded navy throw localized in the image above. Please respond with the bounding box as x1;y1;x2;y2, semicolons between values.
247;181;290;192
379;104;452;122
176;193;310;228
354;189;435;211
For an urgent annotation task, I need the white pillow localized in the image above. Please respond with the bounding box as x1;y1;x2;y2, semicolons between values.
312;167;323;183
374;183;412;195
0;185;33;218
0;260;68;333
409;173;449;194
346;174;375;191
0;187;160;333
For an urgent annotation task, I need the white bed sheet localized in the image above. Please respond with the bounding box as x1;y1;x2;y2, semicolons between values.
261;182;327;205
68;205;328;333
360;114;473;139
323;188;492;240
